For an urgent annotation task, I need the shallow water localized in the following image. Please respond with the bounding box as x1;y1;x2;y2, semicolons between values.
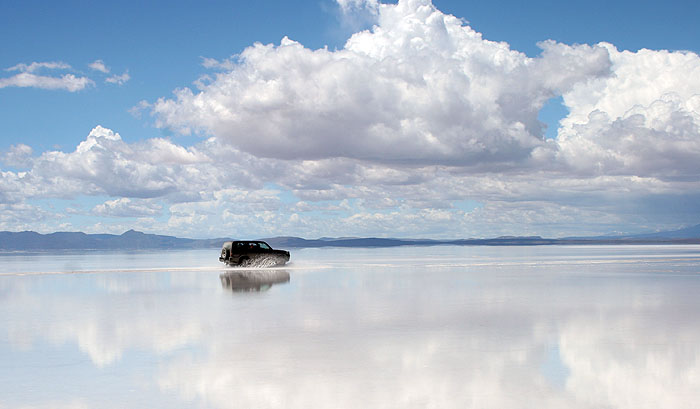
1;245;700;408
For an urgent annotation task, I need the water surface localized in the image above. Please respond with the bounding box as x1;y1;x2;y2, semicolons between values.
1;245;699;408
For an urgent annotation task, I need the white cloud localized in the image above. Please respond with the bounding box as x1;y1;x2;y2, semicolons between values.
105;71;130;85
152;0;610;167
336;0;380;15
147;0;700;205
88;59;110;73
4;401;90;409
1;144;33;168
0;202;55;230
2;59;130;91
2;0;700;238
6;61;71;73
128;100;150;119
0;126;221;202
2;61;92;92
88;59;130;85
555;45;700;180
200;57;236;70
92;198;163;218
0;72;93;92
1;122;698;237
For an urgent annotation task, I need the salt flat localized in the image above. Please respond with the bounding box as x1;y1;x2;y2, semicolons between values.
1;245;700;408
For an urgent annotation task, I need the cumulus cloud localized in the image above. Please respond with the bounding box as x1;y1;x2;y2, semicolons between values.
336;0;380;14
152;0;610;167
3;0;700;237
0;203;55;231
92;198;162;217
335;0;381;31
1;125;219;200
1;144;33;168
149;0;700;193
1;122;698;237
556;45;700;179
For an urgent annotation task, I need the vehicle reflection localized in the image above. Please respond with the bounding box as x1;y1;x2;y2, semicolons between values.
219;269;290;292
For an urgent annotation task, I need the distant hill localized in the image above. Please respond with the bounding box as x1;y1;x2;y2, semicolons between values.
623;224;700;239
564;224;700;240
0;230;227;251
1;225;699;251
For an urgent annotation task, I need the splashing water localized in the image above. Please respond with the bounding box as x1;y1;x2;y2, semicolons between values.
238;255;288;268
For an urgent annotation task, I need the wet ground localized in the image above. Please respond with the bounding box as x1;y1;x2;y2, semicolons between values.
1;245;700;408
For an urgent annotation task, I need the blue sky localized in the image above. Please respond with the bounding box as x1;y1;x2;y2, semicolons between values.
2;0;700;238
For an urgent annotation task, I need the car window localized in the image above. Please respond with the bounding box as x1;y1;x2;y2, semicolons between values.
259;243;271;250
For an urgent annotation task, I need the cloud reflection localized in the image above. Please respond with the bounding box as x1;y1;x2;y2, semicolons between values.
2;247;700;408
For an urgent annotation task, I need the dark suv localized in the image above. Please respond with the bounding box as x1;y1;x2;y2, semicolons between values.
219;240;290;267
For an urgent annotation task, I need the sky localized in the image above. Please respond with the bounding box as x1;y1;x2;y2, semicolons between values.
1;0;700;239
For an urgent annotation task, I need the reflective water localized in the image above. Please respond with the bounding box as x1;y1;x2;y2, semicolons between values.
1;245;700;408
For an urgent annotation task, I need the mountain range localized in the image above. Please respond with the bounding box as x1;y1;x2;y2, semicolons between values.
1;225;700;251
